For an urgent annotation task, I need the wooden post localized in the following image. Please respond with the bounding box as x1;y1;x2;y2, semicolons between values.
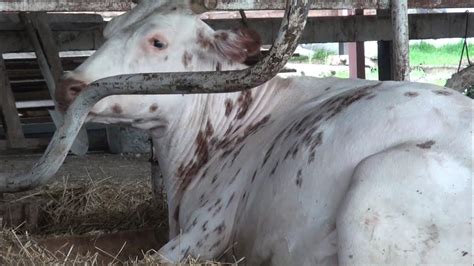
20;12;62;97
348;9;366;79
377;40;393;80
0;55;27;148
391;0;410;81
21;12;90;156
377;9;393;80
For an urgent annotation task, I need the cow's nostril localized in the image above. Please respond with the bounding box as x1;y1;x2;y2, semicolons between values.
56;77;88;112
70;85;84;95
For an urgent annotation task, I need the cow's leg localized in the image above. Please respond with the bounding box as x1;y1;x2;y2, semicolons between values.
155;217;230;262
337;146;471;265
150;145;163;199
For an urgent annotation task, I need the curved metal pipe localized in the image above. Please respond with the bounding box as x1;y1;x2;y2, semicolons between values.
0;0;310;193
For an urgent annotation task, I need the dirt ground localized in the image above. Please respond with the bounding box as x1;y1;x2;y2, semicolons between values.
0;153;178;264
0;152;152;183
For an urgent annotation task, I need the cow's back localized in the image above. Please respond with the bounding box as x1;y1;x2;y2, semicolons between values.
228;77;472;265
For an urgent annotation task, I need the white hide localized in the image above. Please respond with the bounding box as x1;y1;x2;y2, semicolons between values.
59;1;474;265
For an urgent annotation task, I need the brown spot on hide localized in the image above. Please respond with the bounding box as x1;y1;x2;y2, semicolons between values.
224;99;233;116
322;83;381;121
432;90;452;96
112;104;123;114
182;51;193;68
213;222;226;234
197;29;212;49
236;90;253;119
244;115;271;136
202;221;208;232
173;205;180;223
251;170;257;183
149;104;158;112
416;140;435;149
296;169;302;187
404;91;419;97
209;240;222;252
226;193;235;208
205;120;214;137
270;161;279;176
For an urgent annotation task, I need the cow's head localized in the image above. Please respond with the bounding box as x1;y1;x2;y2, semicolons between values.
56;0;261;117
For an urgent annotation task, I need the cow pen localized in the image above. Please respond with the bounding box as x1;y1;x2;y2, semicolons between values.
1;0;473;264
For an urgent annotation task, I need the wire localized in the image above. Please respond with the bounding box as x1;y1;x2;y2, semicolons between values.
458;11;472;72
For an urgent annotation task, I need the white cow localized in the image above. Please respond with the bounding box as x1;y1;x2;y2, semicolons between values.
56;1;473;265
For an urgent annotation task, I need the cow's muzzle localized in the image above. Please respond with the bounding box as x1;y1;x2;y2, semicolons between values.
56;76;88;112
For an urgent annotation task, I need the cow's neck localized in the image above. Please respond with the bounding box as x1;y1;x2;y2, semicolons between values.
152;76;283;234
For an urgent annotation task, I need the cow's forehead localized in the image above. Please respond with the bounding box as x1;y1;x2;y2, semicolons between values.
104;1;195;39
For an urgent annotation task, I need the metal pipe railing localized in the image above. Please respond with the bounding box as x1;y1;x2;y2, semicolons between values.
0;0;310;193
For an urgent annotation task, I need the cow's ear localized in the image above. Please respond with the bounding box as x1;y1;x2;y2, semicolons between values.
213;27;262;65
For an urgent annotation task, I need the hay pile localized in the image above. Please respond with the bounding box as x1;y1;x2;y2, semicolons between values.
1;176;241;265
0;174;239;265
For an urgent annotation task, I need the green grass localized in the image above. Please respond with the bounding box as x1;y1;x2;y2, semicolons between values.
289;49;335;64
410;41;474;66
289;55;310;63
312;49;336;63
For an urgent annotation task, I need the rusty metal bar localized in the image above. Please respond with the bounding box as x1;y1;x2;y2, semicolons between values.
0;0;472;11
392;0;410;81
0;0;311;193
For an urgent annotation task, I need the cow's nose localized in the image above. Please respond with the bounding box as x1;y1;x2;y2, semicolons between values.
56;77;87;112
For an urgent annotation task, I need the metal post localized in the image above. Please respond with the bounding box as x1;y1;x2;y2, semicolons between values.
391;0;410;81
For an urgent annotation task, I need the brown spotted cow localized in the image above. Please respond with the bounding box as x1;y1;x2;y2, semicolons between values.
56;1;473;265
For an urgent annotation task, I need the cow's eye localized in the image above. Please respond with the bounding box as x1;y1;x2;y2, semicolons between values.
153;39;167;49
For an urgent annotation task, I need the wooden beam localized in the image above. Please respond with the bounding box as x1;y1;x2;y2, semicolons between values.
0;55;26;148
0;0;471;11
391;0;410;81
1;12;472;54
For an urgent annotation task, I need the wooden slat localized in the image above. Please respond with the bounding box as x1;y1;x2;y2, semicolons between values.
0;55;26;148
0;137;50;153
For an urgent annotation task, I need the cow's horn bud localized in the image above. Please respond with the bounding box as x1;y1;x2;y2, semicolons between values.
190;0;217;14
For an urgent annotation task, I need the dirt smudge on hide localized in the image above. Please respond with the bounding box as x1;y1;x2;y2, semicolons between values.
421;224;439;261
